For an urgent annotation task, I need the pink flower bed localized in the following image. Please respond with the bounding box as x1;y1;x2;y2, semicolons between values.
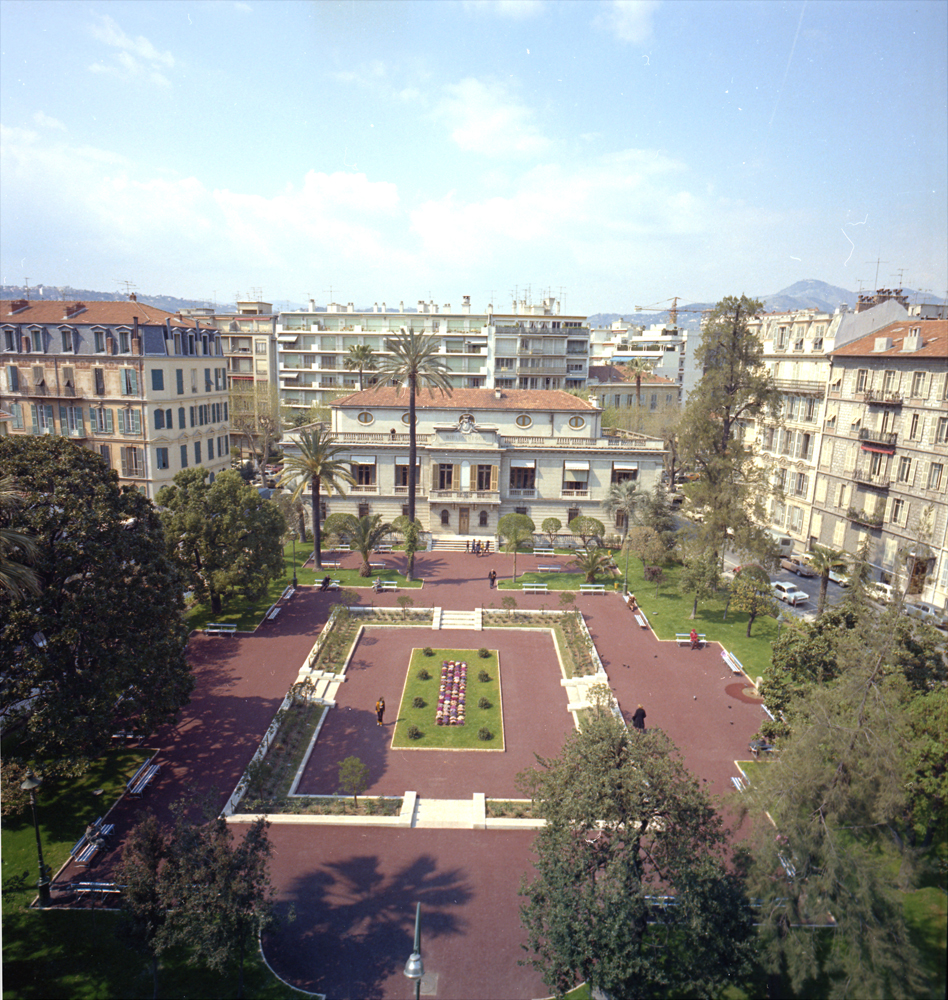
435;660;467;725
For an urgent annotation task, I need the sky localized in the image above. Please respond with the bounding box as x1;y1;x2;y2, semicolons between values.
1;0;946;315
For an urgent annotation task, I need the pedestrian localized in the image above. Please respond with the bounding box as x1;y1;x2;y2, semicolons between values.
632;704;646;730
489;569;497;589
690;628;700;650
376;696;385;726
474;540;481;556
465;539;470;553
627;593;637;612
484;540;491;554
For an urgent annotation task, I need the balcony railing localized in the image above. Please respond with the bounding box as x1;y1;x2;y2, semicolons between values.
561;486;589;497
858;428;898;447
852;469;891;489
862;389;903;405
428;489;501;503
507;488;537;499
846;507;884;528
774;378;826;395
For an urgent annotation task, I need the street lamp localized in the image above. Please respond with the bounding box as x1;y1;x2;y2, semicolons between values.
291;535;298;589
20;770;51;906
403;901;424;1000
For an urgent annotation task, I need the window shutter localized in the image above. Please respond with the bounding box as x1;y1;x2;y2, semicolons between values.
154;409;163;431
491;465;498;491
94;367;105;394
44;404;53;427
106;408;114;432
431;462;438;488
133;410;141;434
453;464;460;488
59;405;67;433
843;443;857;473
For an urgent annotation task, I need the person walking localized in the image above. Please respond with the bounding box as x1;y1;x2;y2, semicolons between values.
632;704;646;730
488;569;497;589
375;696;385;726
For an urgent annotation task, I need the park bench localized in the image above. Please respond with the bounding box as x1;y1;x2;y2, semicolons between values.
580;584;606;595
522;583;548;594
730;776;747;793
333;544;351;552
268;606;282;620
778;853;798;881
633;612;648;629
70;817;115;866
320;561;341;569
537;564;560;572
127;761;160;797
374;543;393;552
720;649;744;675
204;623;237;637
749;739;776;758
379;580;398;591
369;561;386;569
533;547;555;557
675;633;707;647
281;586;296;600
70;881;123;899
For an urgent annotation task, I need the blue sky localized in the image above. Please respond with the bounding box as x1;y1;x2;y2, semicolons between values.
1;0;946;314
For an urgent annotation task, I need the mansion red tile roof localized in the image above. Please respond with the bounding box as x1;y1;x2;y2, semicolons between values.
830;319;947;359
0;300;206;328
331;386;600;412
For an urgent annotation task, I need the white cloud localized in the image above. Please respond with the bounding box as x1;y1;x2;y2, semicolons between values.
462;0;545;18
87;13;175;86
32;112;66;132
234;2;253;12
595;0;660;45
436;78;550;156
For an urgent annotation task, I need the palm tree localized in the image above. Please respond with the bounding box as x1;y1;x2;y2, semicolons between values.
497;513;536;582
623;359;654;407
344;344;377;391
808;545;849;615
573;546;615;584
373;327;453;580
0;474;41;600
278;427;355;570
325;513;393;577
602;480;639;594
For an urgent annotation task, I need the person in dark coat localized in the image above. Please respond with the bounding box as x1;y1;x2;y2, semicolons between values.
632;705;646;730
488;569;497;589
376;697;385;726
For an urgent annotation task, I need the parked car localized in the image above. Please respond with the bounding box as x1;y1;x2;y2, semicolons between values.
772;581;809;606
869;581;894;604
905;602;948;629
827;568;851;587
780;556;816;578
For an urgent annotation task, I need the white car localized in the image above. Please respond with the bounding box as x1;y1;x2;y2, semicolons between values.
772;581;809;606
869;581;894;604
905;602;948;629
827;568;850;587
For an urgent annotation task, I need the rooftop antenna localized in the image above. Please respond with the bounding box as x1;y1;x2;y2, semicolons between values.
115;278;137;300
891;269;906;288
324;285;334;306
856;278;868;293
23;277;30;300
865;257;889;289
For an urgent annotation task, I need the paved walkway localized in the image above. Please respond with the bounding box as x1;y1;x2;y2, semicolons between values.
53;546;768;999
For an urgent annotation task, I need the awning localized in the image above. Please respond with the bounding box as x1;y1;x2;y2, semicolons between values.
613;462;638;471
510;459;535;468
564;461;590;470
348;455;376;464
860;443;896;454
395;456;421;465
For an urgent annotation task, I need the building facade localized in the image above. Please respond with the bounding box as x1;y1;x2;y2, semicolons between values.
283;387;664;542
276;296;590;418
589;319;696;403
1;299;231;497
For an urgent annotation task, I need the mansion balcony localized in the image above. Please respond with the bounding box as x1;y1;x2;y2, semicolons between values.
428;488;501;504
862;389;903;406
858;428;898;451
516;364;568;377
852;468;891;490
846;507;884;529
774;378;826;395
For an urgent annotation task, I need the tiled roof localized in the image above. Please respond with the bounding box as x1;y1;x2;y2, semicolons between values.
331;386;600;412
0;300;205;328
588;365;676;387
829;319;948;359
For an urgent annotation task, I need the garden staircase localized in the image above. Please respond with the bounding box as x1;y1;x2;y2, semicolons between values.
429;536;494;552
432;607;482;630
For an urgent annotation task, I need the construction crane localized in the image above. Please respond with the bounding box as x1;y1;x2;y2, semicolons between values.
634;296;704;328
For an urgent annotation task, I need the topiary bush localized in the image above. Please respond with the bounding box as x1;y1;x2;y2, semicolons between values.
478;727;493;741
478;669;491;683
423;647;434;656
407;724;423;740
478;647;491;658
417;668;431;680
412;696;426;709
478;696;492;710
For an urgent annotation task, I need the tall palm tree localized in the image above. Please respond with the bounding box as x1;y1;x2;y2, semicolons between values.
602;480;639;594
623;359;654;407
373;326;453;581
0;474;41;600
808;545;849;615
344;344;377;391
324;513;393;577
278;427;355;570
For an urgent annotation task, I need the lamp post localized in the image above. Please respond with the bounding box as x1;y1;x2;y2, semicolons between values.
291;535;298;589
403;901;424;1000
20;770;51;906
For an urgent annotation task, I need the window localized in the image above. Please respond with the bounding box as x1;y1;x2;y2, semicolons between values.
94;330;106;353
120;447;144;477
60;405;83;435
882;370;897;393
90;407;113;433
357;411;374;425
194;441;202;464
928;463;944;490
438;464;453;489
121;369;139;396
568;415;585;429
156;447;170;470
255;340;267;354
612;465;637;483
98;444;111;468
118;408;141;434
909;413;921;440
794;472;808;497
567;507;580;523
515;414;532;427
911;371;928;397
151;369;165;392
355;464;376;486
3;329;15;351
175;369;184;394
61;329;74;352
119;330;130;353
154;409;165;430
176;407;185;429
936;417;948;444
11;403;23;429
478;510;489;527
30;329;43;352
190;406;195;427
6;365;18;391
440;509;450;526
476;465;494;491
891;498;905;525
855;369;869;393
180;444;188;468
509;466;535;490
515;506;528;516
191;369;197;393
789;506;803;531
897;457;912;483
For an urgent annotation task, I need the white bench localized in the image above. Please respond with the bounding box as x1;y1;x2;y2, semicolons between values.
379;580;398;591
778;853;797;880
633;613;648;629
268;606;282;620
676;633;707;647
127;762;160;797
730;776;747;792
522;583;548;594
320;561;341;569
70;818;115;866
580;584;606;595
533;547;555;557
369;561;386;569
537;564;560;572
375;544;393;552
204;623;237;637
281;586;296;600
721;649;744;675
333;544;351;552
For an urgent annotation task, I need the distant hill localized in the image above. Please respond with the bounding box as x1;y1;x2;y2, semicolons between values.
1;284;224;315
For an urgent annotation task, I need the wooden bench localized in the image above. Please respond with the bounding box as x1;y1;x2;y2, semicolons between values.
633;613;648;629
127;761;160;797
580;584;606;595
522;583;548;594
533;547;555;557
675;633;707;647
333;544;351;552
204;623;237;637
537;564;560;572
268;606;282;620
721;649;744;675
379;580;398;591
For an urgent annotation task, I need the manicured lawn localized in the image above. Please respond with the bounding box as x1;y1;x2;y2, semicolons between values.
391;648;504;750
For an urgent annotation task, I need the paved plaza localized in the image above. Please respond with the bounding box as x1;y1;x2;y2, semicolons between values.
57;548;769;1000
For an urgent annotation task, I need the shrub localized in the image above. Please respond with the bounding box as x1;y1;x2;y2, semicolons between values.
478;727;493;741
412;696;426;709
365;798;377;815
478;669;491;683
422;647;434;656
407;724;423;740
417;668;431;680
478;696;492;710
478;647;491;658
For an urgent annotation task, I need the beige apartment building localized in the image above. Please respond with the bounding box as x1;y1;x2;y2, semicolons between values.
1;299;231;497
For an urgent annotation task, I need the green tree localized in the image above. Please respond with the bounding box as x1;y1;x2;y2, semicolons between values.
279;426;355;570
157;469;287;616
602;480;639;551
729;566;777;636
572;546;614;584
0;437;192;772
373;326;453;581
622;357;654;407
637;482;677;549
678;549;721;619
338;755;369;806
497;512;535;580
807;544;849;615
567;515;605;547
540;516;562;548
343;343;377;390
0;473;41;600
518;713;755;999
626;525;665;571
902;686;948;847
392;514;423;570
678;295;782;567
229;381;281;473
323;513;393;576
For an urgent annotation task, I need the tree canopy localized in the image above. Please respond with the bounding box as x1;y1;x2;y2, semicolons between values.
518;712;755;999
0;436;192;772
497;512;535;579
157;468;286;616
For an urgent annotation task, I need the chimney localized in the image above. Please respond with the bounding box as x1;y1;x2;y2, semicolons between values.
309;298;315;311
873;337;893;352
494;388;502;399
462;295;471;315
399;300;404;312
347;302;354;313
901;331;923;352
382;302;387;312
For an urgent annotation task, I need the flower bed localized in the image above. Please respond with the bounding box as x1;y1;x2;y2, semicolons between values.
436;660;467;726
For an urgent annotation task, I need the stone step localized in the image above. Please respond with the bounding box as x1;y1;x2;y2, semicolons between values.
430;537;493;552
437;610;482;630
411;797;473;829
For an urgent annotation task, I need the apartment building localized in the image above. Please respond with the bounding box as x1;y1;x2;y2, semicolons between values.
811;319;948;604
589;319;695;402
283;387;664;542
276;296;590;418
586;367;679;414
1;299;231;497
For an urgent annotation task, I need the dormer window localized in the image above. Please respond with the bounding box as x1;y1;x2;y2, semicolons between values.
94;330;106;354
30;328;44;353
119;330;131;353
